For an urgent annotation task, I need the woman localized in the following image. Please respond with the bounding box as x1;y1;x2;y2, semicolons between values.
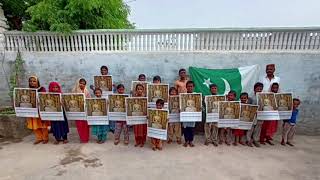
72;78;91;143
27;76;50;144
48;82;69;144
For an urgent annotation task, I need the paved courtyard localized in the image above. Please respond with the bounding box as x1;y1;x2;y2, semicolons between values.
0;129;319;180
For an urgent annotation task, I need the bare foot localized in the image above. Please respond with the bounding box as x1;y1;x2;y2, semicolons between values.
42;140;48;144
124;141;129;145
239;141;246;146
177;140;182;145
167;139;172;144
189;142;195;147
33;140;43;145
183;142;188;147
53;141;59;145
114;141;119;145
63;140;68;144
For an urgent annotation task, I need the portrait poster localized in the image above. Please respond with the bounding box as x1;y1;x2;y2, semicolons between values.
257;93;280;120
14;88;39;118
179;93;202;122
108;94;129;121
62;93;86;120
147;109;169;140
86;98;108;125
218;101;240;128
94;75;113;98
205;95;226;123
126;97;148;125
168;95;180;122
275;93;293;119
131;81;148;97
238;104;258;130
147;84;169;109
38;93;64;121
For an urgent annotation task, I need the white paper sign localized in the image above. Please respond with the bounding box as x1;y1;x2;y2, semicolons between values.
257;93;280;120
218;101;240;128
169;95;180;122
14;88;39;118
94;75;113;98
179;93;202;122
275;93;293;119
147;84;169;109
38;93;64;121
108;94;129;121
237;104;258;130
126;97;148;125
147;109;168;140
205;95;226;123
62;93;86;120
86;98;109;125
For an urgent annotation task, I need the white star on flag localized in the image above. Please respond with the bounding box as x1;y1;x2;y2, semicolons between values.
203;78;212;88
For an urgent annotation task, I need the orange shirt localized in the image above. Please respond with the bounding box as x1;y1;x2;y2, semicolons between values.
175;78;189;94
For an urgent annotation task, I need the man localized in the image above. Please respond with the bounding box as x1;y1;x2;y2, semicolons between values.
175;68;189;94
260;64;280;92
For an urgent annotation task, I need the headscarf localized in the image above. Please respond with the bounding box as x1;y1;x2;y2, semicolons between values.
49;82;62;93
28;75;46;92
72;78;90;98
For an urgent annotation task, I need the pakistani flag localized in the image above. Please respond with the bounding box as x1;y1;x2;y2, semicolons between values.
189;65;259;99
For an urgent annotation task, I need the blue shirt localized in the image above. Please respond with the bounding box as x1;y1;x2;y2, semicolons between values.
289;109;299;124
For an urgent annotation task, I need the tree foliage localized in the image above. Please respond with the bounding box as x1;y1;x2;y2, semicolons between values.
2;0;134;32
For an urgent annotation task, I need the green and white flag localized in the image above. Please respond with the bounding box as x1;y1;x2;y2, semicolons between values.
189;65;259;99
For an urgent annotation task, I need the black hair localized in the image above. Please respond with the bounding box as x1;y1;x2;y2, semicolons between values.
156;99;165;105
153;75;161;83
94;87;102;94
271;82;279;87
79;78;87;85
117;84;125;89
228;90;237;97
135;83;144;90
100;66;108;71
240;92;249;98
169;87;177;94
138;74;146;79
179;68;186;74
293;98;300;103
209;84;217;89
186;80;194;86
254;82;264;90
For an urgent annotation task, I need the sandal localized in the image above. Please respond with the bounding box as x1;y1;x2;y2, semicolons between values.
183;142;188;147
177;140;182;145
63;140;68;144
189;142;195;147
266;140;274;146
114;141;120;145
53;141;59;145
286;142;294;146
152;147;156;151
167;139;172;144
124;141;129;145
42;140;48;144
33;140;43;145
213;142;218;147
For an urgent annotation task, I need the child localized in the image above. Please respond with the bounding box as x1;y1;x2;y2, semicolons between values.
49;82;69;144
204;84;219;146
133;83;147;147
175;68;189;94
114;84;129;145
167;87;182;144
246;82;264;147
153;75;161;84
260;82;279;145
138;74;146;81
219;90;237;146
91;88;110;144
281;98;301;146
26;76;50;145
183;81;196;147
150;99;166;151
72;78;91;143
232;92;248;146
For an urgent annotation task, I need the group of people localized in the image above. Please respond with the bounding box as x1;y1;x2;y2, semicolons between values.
25;64;301;151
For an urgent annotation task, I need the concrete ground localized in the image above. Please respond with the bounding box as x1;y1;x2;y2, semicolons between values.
0;128;319;180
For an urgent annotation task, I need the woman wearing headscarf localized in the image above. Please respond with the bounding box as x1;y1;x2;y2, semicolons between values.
27;76;50;144
48;82;69;144
72;78;91;143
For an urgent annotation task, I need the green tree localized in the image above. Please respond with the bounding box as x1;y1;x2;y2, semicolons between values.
2;0;39;30
23;0;134;32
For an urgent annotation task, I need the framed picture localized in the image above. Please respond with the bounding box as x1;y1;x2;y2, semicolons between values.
168;95;180;122
131;81;148;97
13;88;39;117
238;104;258;130
257;93;280;120
147;84;169;108
275;93;293;119
218;101;240;128
179;93;202;122
86;98;108;125
38;93;64;121
62;93;86;120
147;109;169;140
205;95;226;123
126;97;148;125
108;94;129;121
94;75;113;97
